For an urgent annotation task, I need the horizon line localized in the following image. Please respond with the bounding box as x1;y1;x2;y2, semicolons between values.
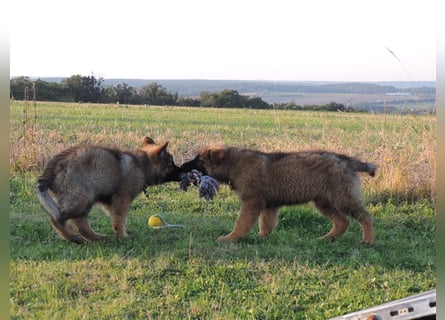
12;76;436;83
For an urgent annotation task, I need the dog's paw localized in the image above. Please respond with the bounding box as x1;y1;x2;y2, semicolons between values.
361;239;374;245
69;235;85;244
317;235;336;242
216;235;231;242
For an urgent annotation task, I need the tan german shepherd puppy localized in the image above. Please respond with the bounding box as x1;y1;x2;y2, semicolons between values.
36;136;181;244
180;144;376;244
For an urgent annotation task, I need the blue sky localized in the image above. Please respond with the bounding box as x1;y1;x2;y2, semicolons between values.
9;0;437;81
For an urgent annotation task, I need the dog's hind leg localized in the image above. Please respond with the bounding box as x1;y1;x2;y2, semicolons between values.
259;208;279;238
37;182;84;243
217;199;262;242
350;207;374;244
49;217;84;244
319;214;350;242
72;216;106;241
314;202;350;241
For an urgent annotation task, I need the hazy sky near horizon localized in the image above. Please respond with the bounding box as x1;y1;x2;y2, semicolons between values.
10;0;437;82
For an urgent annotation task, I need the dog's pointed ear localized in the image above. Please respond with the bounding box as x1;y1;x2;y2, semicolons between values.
142;136;156;147
209;147;225;165
200;144;226;165
158;142;169;155
149;141;169;157
142;137;170;157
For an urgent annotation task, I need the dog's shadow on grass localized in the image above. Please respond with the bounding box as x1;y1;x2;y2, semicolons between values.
13;206;432;276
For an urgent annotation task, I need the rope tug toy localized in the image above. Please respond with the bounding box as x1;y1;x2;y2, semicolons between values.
179;170;220;200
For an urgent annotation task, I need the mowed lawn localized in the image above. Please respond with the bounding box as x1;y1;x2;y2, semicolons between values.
10;102;435;319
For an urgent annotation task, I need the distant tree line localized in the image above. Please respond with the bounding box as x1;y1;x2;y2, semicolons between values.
10;75;359;112
10;76;178;105
10;75;271;108
272;101;364;112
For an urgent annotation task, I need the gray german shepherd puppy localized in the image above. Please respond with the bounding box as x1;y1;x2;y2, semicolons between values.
36;136;181;244
179;144;376;244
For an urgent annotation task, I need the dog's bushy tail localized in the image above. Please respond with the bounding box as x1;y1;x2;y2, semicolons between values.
36;178;64;227
347;158;377;177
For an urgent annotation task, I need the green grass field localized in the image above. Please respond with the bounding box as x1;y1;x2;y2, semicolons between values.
10;102;435;319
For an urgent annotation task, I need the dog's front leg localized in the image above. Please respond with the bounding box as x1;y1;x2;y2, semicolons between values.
103;198;130;237
217;199;262;242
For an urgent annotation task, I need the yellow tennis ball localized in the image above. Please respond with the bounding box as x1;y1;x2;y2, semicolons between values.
148;215;163;227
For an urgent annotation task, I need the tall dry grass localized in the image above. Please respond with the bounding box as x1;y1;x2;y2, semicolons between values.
9;102;436;203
